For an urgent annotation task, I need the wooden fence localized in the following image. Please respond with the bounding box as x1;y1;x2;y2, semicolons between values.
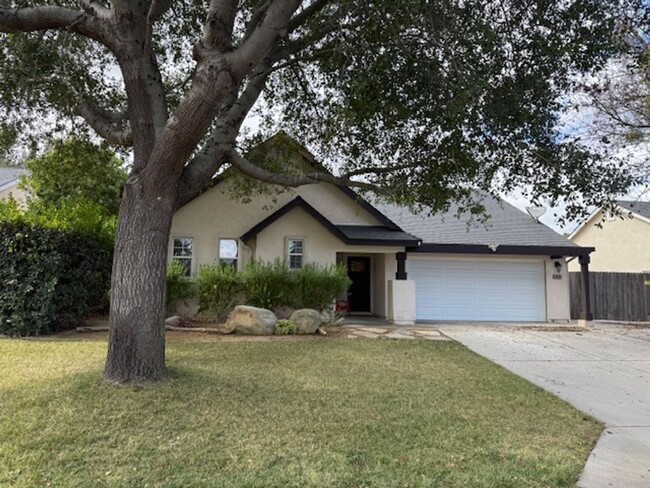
569;272;648;322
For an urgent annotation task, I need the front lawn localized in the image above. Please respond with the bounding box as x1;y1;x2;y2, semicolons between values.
0;337;601;487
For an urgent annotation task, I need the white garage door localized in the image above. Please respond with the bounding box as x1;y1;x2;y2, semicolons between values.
408;258;546;322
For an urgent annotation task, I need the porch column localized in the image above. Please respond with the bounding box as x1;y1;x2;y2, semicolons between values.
395;252;407;280
578;254;593;327
644;271;650;321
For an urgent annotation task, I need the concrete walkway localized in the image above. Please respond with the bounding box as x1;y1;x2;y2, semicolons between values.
342;325;450;341
438;323;650;488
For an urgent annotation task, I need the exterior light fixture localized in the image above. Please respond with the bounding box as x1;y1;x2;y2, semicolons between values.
554;260;562;273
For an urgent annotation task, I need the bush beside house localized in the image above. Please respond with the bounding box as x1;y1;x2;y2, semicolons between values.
169;260;351;328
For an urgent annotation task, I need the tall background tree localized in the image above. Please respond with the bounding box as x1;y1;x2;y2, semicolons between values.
0;0;646;384
21;137;127;215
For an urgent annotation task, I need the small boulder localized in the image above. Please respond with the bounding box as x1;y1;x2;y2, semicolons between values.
290;309;324;335
164;316;183;327
225;306;277;335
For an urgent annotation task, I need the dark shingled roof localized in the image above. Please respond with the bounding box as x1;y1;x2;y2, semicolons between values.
617;200;650;220
0;167;26;187
374;194;579;248
336;225;420;246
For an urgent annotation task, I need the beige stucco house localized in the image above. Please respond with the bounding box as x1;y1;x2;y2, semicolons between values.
569;201;650;273
170;138;594;325
0;168;27;205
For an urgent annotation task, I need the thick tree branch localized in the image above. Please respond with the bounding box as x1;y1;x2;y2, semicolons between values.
175;60;273;206
199;0;239;54
232;0;301;77
243;0;270;40
228;150;385;193
287;0;331;32
81;0;111;21
0;4;111;46
75;99;133;147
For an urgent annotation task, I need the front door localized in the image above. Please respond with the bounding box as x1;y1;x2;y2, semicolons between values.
347;256;371;313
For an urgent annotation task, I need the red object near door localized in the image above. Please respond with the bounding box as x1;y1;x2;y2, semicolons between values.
336;300;350;315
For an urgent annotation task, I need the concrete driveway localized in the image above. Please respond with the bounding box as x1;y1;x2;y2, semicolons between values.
437;323;650;488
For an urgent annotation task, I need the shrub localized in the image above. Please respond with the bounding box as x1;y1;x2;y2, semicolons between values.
239;260;351;312
195;264;241;322
294;264;351;311
0;196;116;244
274;319;297;335
166;260;193;306
240;259;295;309
0;221;113;336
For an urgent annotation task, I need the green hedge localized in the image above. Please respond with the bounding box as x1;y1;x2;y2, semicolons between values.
0;221;113;336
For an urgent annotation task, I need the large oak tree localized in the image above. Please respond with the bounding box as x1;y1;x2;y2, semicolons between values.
0;0;645;384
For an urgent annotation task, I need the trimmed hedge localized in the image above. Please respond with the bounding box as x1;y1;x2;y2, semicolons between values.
0;221;113;336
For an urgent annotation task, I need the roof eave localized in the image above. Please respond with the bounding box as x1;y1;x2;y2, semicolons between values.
409;243;594;257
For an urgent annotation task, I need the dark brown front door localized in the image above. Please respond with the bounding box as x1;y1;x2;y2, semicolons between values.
347;256;371;312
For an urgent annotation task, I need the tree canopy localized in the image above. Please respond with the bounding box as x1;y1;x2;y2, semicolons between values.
1;1;646;218
21;137;126;216
2;0;648;383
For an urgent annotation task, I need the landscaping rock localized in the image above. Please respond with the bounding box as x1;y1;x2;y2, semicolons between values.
164;316;184;327
225;306;277;335
290;309;324;334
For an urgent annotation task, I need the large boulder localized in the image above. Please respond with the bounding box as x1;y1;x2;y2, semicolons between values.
225;306;277;335
290;309;325;335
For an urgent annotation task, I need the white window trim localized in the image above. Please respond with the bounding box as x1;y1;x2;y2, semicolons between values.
285;236;307;269
169;235;196;277
218;237;240;269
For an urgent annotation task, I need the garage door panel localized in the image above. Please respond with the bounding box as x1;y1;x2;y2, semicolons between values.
409;258;546;322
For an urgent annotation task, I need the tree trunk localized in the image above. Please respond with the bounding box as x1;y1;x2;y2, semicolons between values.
103;175;177;384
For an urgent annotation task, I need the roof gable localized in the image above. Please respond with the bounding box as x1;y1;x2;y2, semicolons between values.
241;196;419;246
569;200;650;240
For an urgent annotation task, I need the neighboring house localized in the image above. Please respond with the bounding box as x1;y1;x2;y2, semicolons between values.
170;138;593;325
569;200;650;273
0;167;27;205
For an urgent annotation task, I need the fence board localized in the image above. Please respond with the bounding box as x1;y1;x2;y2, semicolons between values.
569;272;648;321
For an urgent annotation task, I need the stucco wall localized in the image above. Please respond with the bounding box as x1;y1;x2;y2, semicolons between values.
387;280;416;325
170;179;382;271
569;210;650;272
545;258;571;321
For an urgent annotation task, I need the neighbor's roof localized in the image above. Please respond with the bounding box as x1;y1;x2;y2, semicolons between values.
0;167;26;188
617;200;650;220
375;194;579;248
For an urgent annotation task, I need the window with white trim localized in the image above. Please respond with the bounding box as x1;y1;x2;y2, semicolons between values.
219;238;239;269
172;237;193;277
287;238;304;269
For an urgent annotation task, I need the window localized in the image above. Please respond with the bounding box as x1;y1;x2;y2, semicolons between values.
172;237;193;277
287;238;304;269
219;238;239;268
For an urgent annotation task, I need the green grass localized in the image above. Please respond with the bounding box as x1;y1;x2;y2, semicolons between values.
0;337;601;488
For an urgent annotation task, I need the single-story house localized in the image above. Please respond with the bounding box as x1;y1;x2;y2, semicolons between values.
0;167;27;205
569;200;650;273
170;139;595;325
